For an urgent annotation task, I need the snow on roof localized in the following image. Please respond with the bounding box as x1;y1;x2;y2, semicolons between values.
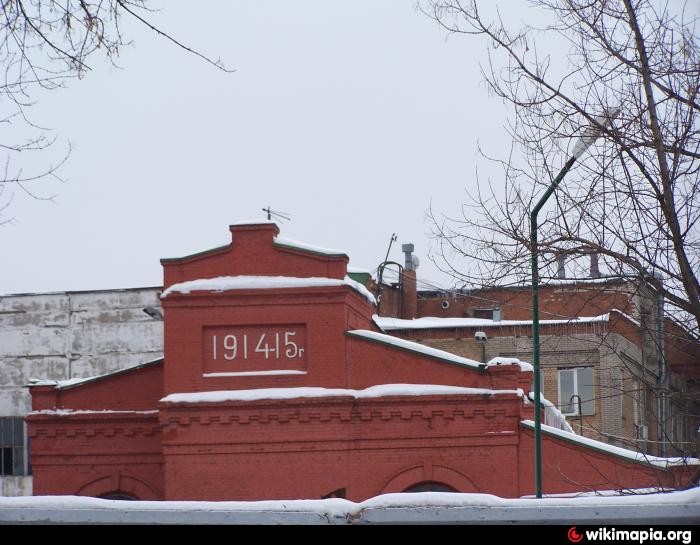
161;275;376;305
274;236;348;257
486;357;534;373
359;487;700;508
346;329;486;372
27;358;164;390
610;308;642;327
527;393;574;433
1;487;696;517
229;219;279;227
520;487;674;499
373;314;610;331
521;420;700;469
28;409;159;416
0;285;162;298
27;376;97;388
0;494;355;517
160;384;525;405
540;276;629;286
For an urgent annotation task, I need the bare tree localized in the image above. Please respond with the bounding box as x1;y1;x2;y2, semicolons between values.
0;1;230;219
423;0;700;340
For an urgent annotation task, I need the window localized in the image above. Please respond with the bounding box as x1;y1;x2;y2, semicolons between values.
99;493;137;501
0;417;27;476
403;481;458;493
558;367;595;416
472;308;501;320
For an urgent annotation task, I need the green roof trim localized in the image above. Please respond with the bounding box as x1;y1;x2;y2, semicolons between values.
160;244;230;264
345;330;487;374
30;358;164;391
519;421;677;471
273;240;349;259
347;271;371;285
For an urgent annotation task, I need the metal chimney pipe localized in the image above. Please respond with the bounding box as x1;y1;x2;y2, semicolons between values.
401;243;417;319
557;255;566;279
590;253;600;278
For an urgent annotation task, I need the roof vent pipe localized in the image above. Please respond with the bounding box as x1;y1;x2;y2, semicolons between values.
557;255;566;279
590;253;601;278
401;243;418;320
402;244;416;270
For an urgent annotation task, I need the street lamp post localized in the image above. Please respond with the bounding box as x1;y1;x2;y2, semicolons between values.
530;110;617;498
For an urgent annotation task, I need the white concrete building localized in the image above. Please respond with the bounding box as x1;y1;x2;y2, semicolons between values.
0;287;163;496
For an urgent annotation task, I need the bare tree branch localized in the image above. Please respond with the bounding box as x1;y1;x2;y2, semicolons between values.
424;0;700;339
0;0;232;220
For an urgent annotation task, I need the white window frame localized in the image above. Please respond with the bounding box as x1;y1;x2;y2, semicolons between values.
558;367;595;416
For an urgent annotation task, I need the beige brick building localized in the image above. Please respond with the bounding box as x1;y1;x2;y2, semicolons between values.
374;253;699;460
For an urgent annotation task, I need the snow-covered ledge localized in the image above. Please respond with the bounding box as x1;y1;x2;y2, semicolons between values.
346;330;487;372
521;420;700;469
160;275;376;305
273;236;348;257
486;357;534;373
160;384;525;404
526;392;574;433
28;409;159;417
373;314;610;330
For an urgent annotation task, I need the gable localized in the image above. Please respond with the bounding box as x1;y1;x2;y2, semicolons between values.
161;222;349;288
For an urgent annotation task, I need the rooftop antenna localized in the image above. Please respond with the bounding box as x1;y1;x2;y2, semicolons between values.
382;233;398;268
262;206;291;222
376;233;398;314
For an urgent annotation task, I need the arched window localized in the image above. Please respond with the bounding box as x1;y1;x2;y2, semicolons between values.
99;492;138;501
403;481;458;493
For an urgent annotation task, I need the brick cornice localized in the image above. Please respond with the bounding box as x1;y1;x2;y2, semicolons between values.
27;413;160;439
159;394;524;430
30;425;160;439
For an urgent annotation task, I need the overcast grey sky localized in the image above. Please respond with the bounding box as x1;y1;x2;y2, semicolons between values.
0;1;541;294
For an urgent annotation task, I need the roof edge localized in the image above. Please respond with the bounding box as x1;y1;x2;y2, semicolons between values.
273;238;349;260
160;244;231;264
27;357;164;391
520;420;700;471
345;330;487;374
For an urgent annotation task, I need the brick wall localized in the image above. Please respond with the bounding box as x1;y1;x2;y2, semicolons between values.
160;394;525;501
27;362;165;498
28;412;163;499
25;223;698;501
412;281;639;321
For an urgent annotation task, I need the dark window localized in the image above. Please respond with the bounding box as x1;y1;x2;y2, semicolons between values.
99;493;137;501
1;448;13;475
0;417;26;476
403;481;458;493
472;308;501;320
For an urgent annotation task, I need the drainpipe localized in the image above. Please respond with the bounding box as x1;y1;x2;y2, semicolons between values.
652;272;667;456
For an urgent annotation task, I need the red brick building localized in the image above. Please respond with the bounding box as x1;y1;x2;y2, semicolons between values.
26;222;698;501
377;247;699;458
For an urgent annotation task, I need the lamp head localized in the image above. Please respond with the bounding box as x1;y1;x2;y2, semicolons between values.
571;106;620;159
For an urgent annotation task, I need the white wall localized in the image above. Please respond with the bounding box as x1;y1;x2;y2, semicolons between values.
0;287;164;496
